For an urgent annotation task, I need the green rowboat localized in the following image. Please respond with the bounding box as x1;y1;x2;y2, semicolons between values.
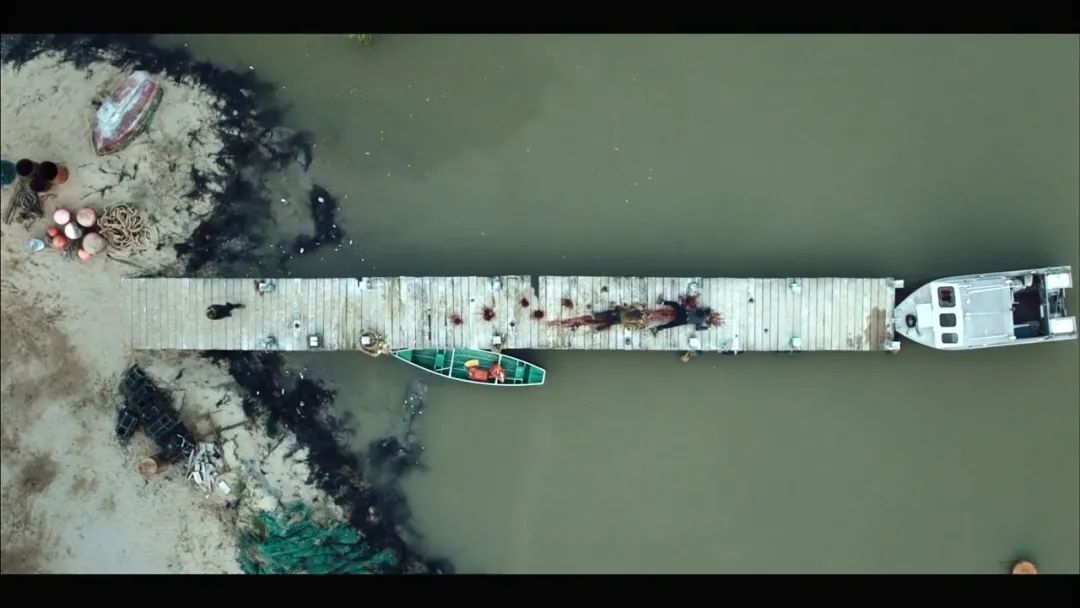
392;348;546;387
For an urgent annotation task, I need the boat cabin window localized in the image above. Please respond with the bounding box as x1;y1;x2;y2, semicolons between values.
941;332;959;344
939;313;957;327
937;287;955;308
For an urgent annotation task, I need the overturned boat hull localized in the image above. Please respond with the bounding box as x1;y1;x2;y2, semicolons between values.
92;71;163;155
893;266;1076;350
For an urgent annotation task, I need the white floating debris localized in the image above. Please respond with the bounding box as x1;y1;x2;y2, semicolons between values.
349;240;354;245
614;146;620;151
299;247;304;254
280;198;287;203
317;196;325;203
365;151;371;156
218;480;231;494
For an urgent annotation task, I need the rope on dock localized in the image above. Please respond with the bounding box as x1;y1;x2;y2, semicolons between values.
359;330;390;357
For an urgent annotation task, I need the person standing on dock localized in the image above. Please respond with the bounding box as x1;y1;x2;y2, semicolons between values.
206;302;244;320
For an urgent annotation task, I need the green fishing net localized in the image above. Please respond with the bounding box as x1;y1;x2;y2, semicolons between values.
238;502;398;574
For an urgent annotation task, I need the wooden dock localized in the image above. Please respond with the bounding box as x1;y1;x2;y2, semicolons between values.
125;276;900;353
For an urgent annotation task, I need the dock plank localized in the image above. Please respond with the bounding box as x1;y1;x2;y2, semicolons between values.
823;277;834;351
205;279;216;350
784;279;793;350
870;279;881;350
778;278;790;351
844;278;854;351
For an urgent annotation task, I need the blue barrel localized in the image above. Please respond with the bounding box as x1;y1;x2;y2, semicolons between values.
0;159;14;187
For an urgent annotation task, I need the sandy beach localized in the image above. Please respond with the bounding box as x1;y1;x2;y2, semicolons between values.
1;51;339;574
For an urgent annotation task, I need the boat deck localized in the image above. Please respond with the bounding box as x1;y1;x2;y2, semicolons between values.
125;276;899;353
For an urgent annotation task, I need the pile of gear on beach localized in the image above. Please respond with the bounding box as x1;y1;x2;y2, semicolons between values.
2;69;159;256
115;365;230;497
2;158;63;225
3;157;151;260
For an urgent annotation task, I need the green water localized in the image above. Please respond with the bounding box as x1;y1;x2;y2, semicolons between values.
156;34;1080;573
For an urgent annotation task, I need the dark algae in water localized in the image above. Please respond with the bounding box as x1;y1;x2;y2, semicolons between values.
205;351;452;574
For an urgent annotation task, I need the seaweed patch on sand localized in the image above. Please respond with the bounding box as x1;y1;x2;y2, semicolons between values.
204;351;453;574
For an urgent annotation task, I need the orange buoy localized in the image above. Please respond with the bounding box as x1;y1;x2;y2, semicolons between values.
77;248;92;261
467;367;491;382
51;234;69;249
1011;559;1038;574
46;225;59;238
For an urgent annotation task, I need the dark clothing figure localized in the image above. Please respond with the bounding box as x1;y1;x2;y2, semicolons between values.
206;302;244;320
686;306;713;330
652;300;714;334
592;309;621;331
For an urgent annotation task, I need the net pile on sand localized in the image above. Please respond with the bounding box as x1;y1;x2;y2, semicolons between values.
97;204;149;253
3;178;44;225
237;502;398;574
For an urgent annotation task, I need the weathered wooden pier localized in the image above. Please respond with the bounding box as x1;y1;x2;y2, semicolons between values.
125;276;900;353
